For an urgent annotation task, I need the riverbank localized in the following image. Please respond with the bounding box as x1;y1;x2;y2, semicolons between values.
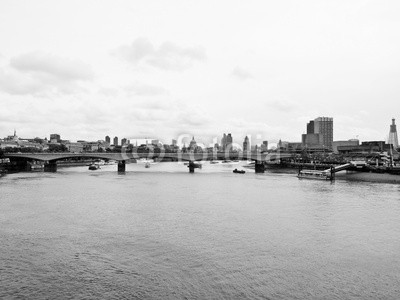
335;170;400;184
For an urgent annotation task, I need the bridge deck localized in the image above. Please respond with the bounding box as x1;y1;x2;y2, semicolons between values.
4;152;293;162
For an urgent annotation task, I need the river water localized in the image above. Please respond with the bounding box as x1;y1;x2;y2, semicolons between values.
1;162;400;299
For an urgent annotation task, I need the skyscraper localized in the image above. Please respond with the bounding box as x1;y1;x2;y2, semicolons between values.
121;138;127;146
226;133;233;150
221;133;227;150
388;118;399;148
105;136;110;144
113;136;118;146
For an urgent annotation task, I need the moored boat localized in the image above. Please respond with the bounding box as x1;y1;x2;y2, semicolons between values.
298;169;332;180
233;168;245;174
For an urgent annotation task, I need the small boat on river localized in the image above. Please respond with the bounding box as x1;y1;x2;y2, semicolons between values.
88;163;100;170
233;168;246;174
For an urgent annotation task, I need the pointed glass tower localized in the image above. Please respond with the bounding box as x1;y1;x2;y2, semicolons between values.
388;118;399;148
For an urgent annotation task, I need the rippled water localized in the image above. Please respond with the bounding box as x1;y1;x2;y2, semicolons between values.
1;162;400;299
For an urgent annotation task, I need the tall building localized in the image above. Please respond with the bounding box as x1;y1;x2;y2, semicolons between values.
261;141;268;152
388;118;399;148
221;133;227;150
302;117;333;150
121;138;127;146
314;117;333;149
243;136;250;152
307;121;314;134
113;136;118;146
105;136;110;144
226;133;233;150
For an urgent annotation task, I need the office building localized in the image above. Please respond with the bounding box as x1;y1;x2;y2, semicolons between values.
302;117;333;150
105;136;111;144
113;136;118;146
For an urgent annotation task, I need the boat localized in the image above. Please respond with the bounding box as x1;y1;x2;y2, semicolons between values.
88;163;100;170
28;161;44;172
94;159;106;165
137;158;154;164
145;162;150;168
210;160;220;164
298;169;332;180
233;168;246;174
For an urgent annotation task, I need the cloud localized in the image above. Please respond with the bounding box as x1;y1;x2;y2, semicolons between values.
0;52;93;96
124;82;169;96
10;51;93;81
266;98;297;112
231;67;253;80
114;38;206;71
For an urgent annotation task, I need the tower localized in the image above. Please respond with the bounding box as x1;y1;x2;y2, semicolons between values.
388;118;399;148
243;136;250;152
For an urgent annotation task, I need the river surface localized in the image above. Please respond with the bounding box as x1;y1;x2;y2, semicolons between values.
1;162;400;299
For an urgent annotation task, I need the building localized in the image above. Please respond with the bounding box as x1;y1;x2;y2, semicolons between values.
65;142;84;153
314;117;333;150
260;141;268;152
105;136;111;144
337;141;391;155
189;137;197;150
243;136;250;152
388;118;399;149
302;117;333;150
113;136;118;146
221;134;227;150
121;138;127;146
332;140;359;154
307;121;314;134
226;133;233;151
50;134;61;143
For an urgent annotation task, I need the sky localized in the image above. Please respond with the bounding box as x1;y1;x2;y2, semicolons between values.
0;0;399;146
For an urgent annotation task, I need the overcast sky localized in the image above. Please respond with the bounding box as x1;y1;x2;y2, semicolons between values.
1;0;399;146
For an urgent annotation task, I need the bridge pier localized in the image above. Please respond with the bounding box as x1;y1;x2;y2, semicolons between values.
44;161;57;172
118;160;126;173
188;161;195;173
255;161;265;173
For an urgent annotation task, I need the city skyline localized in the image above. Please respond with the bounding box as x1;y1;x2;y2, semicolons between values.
1;1;400;143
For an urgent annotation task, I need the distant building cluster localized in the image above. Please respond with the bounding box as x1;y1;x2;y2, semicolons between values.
1;118;399;156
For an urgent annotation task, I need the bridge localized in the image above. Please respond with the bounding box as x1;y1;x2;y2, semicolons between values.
3;151;293;173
